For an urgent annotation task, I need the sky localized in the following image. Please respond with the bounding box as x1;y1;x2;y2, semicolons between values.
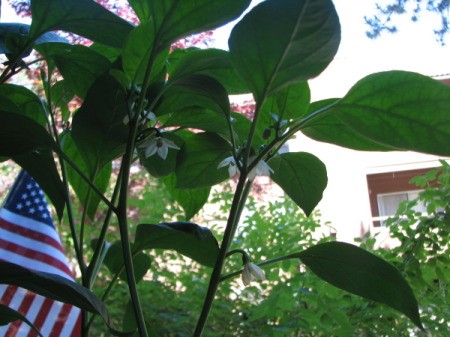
213;0;450;100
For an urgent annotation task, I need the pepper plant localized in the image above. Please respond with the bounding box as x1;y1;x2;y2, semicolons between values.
0;0;449;336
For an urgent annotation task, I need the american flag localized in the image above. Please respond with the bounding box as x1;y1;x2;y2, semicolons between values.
0;170;81;337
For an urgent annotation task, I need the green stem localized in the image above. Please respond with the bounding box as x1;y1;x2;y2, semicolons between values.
192;174;248;337
220;252;301;283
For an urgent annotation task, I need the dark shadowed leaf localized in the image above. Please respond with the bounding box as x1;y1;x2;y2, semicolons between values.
37;43;111;99
0;84;47;125
269;152;327;216
301;98;397;151
323;71;450;156
13;150;65;220
134;222;219;267
29;0;133;48
0;262;131;336
72;74;129;174
103;241;151;284
146;0;251;51
229;0;340;101
298;241;423;329
62;132;111;219
0;111;57;156
168;48;249;94
163;174;211;220
175;133;230;189
0;304;43;336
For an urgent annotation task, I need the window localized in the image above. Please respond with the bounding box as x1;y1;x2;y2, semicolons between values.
366;168;435;227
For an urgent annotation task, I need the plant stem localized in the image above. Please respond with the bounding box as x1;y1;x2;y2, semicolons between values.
192;175;248;337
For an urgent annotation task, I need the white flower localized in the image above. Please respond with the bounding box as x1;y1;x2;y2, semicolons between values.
218;156;240;178
248;158;274;180
138;136;179;160
242;262;266;286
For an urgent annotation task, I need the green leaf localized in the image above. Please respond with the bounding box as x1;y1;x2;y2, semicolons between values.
146;0;251;51
103;241;151;284
269;152;327;216
13;151;66;220
128;0;152;22
163;174;211;220
175;132;230;189
0;111;57;156
229;0;340;101
122;22;169;84
0;304;43;336
323;71;450;156
62;132;111;219
29;0;133;48
0;262;129;336
0;84;47;125
298;241;423;329
159;74;230;117
301;98;396;151
257;81;310;142
162;107;230;140
168;48;249;94
0;22;66;55
50;80;75;121
138;133;183;178
72;73;129;174
37;43;111;99
133;222;219;268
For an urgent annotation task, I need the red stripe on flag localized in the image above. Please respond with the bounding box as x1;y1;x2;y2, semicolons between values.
71;314;82;337
50;303;75;337
27;297;53;337
5;291;37;337
1;285;18;305
0;218;65;254
0;238;73;278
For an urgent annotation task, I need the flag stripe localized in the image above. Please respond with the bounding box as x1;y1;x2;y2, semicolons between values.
0;239;73;277
0;217;65;254
69;314;82;337
6;291;36;336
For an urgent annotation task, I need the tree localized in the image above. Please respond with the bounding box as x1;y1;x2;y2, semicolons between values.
365;0;450;45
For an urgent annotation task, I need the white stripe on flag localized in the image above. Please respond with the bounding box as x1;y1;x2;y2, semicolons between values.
40;301;64;337
60;307;81;336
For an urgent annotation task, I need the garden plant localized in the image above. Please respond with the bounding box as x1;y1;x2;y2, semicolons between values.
0;0;449;336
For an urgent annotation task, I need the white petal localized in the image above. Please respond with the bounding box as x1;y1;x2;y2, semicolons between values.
218;156;234;169
242;264;254;286
248;263;265;281
157;143;169;159
144;141;158;158
163;138;180;150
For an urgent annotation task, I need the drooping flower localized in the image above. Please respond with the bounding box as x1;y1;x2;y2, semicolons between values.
248;157;274;181
218;156;240;178
242;262;266;286
138;136;179;160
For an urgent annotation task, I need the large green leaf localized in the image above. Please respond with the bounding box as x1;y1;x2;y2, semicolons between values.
0;23;66;55
257;82;310;143
163;174;211;220
62;132;111;219
175;132;230;189
13;151;66;221
145;0;251;51
0;84;47;125
269;152;327;216
298;242;423;329
0;262;129;336
168;48;249;94
122;22;169;84
0;111;57;156
321;71;450;156
0;304;43;336
37;43;111;99
301;98;397;151
29;0;133;48
133;222;219;268
71;73;129;174
103;241;151;284
162;107;230;141
158;74;231;117
229;0;340;101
